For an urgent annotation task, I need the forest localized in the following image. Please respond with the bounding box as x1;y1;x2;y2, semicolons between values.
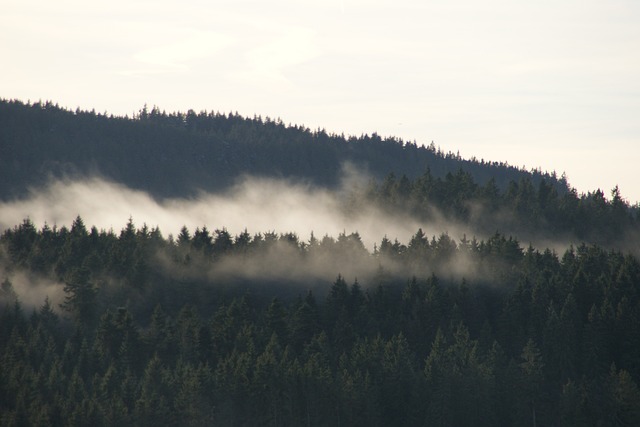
1;212;640;426
1;99;640;426
0;99;569;200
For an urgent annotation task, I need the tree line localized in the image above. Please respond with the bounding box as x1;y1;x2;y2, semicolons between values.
361;169;639;249
0;99;567;200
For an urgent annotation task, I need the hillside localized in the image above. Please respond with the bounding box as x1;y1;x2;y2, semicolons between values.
1;98;640;426
2;98;640;251
0;99;567;200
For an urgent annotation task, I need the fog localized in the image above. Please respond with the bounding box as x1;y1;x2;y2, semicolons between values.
0;168;490;303
0;267;65;312
0;168;474;251
1;167;595;307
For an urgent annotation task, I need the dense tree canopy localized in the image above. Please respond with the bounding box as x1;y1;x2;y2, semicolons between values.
0;99;568;200
1;217;639;426
362;169;640;250
1;97;639;425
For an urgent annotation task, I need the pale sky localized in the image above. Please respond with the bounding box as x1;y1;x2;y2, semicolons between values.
2;0;639;202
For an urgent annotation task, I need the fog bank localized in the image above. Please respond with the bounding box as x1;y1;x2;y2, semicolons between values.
0;172;473;251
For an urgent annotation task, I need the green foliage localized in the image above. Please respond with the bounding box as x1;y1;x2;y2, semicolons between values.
1;216;640;426
365;170;640;248
60;266;97;329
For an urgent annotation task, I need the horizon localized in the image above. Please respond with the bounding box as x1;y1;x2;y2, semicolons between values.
2;0;639;202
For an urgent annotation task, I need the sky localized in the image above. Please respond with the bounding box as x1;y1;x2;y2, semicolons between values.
2;0;640;202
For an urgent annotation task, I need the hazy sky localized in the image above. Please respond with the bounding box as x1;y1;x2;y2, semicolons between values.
2;0;639;202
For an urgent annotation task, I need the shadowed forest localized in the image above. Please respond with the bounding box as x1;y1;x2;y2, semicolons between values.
1;99;640;426
0;99;569;200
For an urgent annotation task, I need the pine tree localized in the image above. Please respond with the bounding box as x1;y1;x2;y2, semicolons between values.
60;266;97;329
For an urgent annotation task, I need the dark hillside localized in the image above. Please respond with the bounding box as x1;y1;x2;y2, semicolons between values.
0;99;567;200
1;98;640;426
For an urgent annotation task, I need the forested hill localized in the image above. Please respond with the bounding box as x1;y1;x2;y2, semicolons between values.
2;98;640;425
0;99;567;200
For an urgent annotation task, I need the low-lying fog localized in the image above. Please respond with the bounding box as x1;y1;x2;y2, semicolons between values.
0;167;594;312
0;169;474;251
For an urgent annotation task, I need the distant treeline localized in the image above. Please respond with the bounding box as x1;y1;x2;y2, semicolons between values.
0;99;567;200
1;217;640;426
361;169;640;248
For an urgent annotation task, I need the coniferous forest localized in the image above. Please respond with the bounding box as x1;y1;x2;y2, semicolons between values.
0;99;568;200
1;99;640;426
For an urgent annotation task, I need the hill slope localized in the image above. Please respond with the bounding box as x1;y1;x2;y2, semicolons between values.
1;99;640;426
0;99;566;200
